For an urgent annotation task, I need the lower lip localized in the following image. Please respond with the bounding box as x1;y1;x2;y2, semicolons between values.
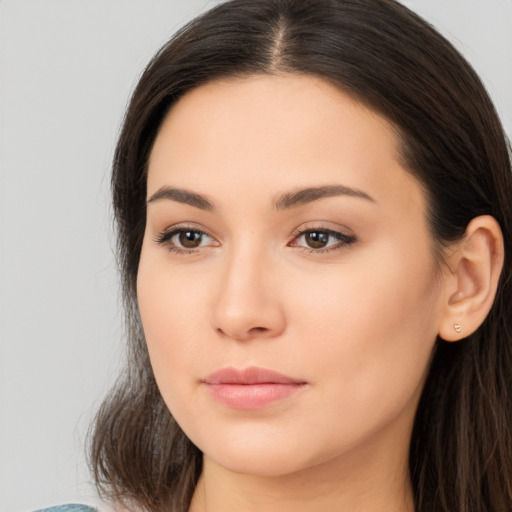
205;383;306;409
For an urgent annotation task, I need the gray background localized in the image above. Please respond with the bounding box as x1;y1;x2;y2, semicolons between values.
1;1;510;511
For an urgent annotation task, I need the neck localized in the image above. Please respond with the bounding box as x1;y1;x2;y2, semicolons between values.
189;421;415;512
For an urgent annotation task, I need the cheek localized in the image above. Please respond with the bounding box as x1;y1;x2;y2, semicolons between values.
137;236;212;340
285;241;440;413
289;250;437;341
136;247;210;403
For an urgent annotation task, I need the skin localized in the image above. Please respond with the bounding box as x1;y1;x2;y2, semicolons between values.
137;74;455;512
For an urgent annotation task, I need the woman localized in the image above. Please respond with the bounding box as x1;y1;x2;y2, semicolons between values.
38;0;512;511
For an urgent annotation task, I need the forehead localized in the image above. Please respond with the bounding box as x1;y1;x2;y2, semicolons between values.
147;73;423;213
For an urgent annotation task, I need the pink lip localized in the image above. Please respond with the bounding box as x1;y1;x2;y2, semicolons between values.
202;366;307;409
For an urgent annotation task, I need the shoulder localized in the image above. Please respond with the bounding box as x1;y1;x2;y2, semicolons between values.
33;505;98;512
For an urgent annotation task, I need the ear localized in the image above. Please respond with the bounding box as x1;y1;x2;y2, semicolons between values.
438;215;504;342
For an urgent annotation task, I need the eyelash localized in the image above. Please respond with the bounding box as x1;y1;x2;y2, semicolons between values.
153;225;356;255
290;227;356;254
153;224;215;255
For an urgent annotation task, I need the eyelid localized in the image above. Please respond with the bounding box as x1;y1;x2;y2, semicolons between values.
153;223;219;252
290;221;355;239
289;223;357;253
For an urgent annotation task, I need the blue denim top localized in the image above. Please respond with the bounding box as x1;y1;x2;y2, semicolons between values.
33;506;97;512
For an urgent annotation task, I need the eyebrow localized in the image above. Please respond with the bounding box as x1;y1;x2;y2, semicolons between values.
147;186;214;210
146;184;375;211
273;185;375;210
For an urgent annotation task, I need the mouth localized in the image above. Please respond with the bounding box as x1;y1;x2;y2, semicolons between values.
202;366;308;409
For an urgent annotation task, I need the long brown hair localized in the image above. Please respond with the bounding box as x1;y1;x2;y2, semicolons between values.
89;1;512;511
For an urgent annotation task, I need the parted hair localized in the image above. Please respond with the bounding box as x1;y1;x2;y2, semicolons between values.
89;1;512;511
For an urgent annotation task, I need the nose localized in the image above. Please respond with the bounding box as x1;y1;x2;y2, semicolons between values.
211;244;286;342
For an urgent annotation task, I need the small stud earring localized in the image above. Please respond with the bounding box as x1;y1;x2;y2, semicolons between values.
454;324;462;333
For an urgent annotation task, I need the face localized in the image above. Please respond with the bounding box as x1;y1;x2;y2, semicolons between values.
137;74;448;478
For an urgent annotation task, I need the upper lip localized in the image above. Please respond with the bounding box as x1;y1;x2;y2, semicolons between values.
203;366;306;385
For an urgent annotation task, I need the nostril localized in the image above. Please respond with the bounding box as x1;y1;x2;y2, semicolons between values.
215;325;271;341
250;327;268;334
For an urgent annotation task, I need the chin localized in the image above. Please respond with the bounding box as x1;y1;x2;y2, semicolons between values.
190;422;330;478
206;446;308;478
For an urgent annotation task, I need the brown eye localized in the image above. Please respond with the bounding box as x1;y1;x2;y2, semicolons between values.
304;231;330;249
290;228;356;253
178;230;203;248
154;227;217;253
